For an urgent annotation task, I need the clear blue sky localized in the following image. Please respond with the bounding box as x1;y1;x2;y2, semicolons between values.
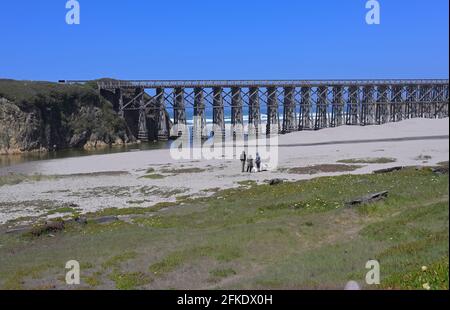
0;0;448;81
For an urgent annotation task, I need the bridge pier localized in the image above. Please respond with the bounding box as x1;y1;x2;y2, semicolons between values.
419;85;430;118
431;85;442;118
212;87;225;137
137;88;148;141
282;87;296;133
299;87;313;130
172;87;187;137
330;86;344;127
361;85;375;126
115;88;125;118
346;86;359;125
156;88;169;140
390;85;404;122
405;85;417;119
193;87;207;140
430;86;437;118
249;87;261;136
438;85;450;118
375;85;389;124
266;87;279;135
427;84;436;118
231;87;244;136
315;86;328;130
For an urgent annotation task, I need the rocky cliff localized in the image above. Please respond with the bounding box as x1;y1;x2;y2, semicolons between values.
0;79;136;154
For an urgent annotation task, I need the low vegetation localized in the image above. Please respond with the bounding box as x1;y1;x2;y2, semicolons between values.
0;165;447;290
160;167;206;175
141;174;166;180
337;157;397;164
284;164;363;175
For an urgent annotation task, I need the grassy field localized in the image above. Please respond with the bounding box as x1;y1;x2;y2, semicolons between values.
0;163;448;290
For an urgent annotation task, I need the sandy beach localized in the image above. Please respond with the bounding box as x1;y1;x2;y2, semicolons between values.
0;118;448;224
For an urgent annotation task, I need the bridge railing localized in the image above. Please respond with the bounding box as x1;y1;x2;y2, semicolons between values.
61;79;450;89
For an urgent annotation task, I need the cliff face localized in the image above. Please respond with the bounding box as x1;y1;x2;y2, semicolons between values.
0;80;135;154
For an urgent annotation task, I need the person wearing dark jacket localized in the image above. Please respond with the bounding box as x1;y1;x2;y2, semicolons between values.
255;153;261;172
240;151;247;172
246;155;254;173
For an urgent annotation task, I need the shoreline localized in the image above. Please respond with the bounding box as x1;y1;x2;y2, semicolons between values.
0;118;448;225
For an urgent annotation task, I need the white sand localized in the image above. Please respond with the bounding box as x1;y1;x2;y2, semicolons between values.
0;118;448;224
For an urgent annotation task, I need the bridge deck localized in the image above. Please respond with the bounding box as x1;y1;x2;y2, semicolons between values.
63;79;449;89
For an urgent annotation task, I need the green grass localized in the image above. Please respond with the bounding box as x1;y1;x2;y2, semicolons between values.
360;201;448;242
110;271;152;290
2;264;53;290
382;257;449;290
46;207;78;216
149;245;241;276
85;275;102;287
337;157;397;164
0;79;95;103
102;251;138;269
210;268;237;278
86;207;149;217
5;216;34;225
0;166;448;289
0;174;55;187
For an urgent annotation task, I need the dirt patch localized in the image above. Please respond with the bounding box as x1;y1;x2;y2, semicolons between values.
285;164;363;175
160;167;206;174
414;154;433;161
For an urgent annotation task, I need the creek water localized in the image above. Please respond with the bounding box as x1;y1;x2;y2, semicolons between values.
0;141;172;173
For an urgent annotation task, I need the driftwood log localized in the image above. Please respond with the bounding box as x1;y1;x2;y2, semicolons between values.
346;191;389;207
268;178;285;186
30;221;65;237
373;167;404;174
431;166;449;175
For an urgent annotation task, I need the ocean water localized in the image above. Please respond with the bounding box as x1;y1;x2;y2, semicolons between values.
167;105;325;125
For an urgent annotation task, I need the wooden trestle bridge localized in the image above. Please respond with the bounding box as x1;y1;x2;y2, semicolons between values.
63;80;449;141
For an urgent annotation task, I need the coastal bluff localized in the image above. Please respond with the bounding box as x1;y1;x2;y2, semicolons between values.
0;79;169;154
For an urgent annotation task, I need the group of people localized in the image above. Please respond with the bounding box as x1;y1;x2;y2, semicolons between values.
240;151;262;173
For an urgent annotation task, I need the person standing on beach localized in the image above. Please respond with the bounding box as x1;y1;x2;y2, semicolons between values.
240;151;247;172
255;153;261;172
247;155;254;173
